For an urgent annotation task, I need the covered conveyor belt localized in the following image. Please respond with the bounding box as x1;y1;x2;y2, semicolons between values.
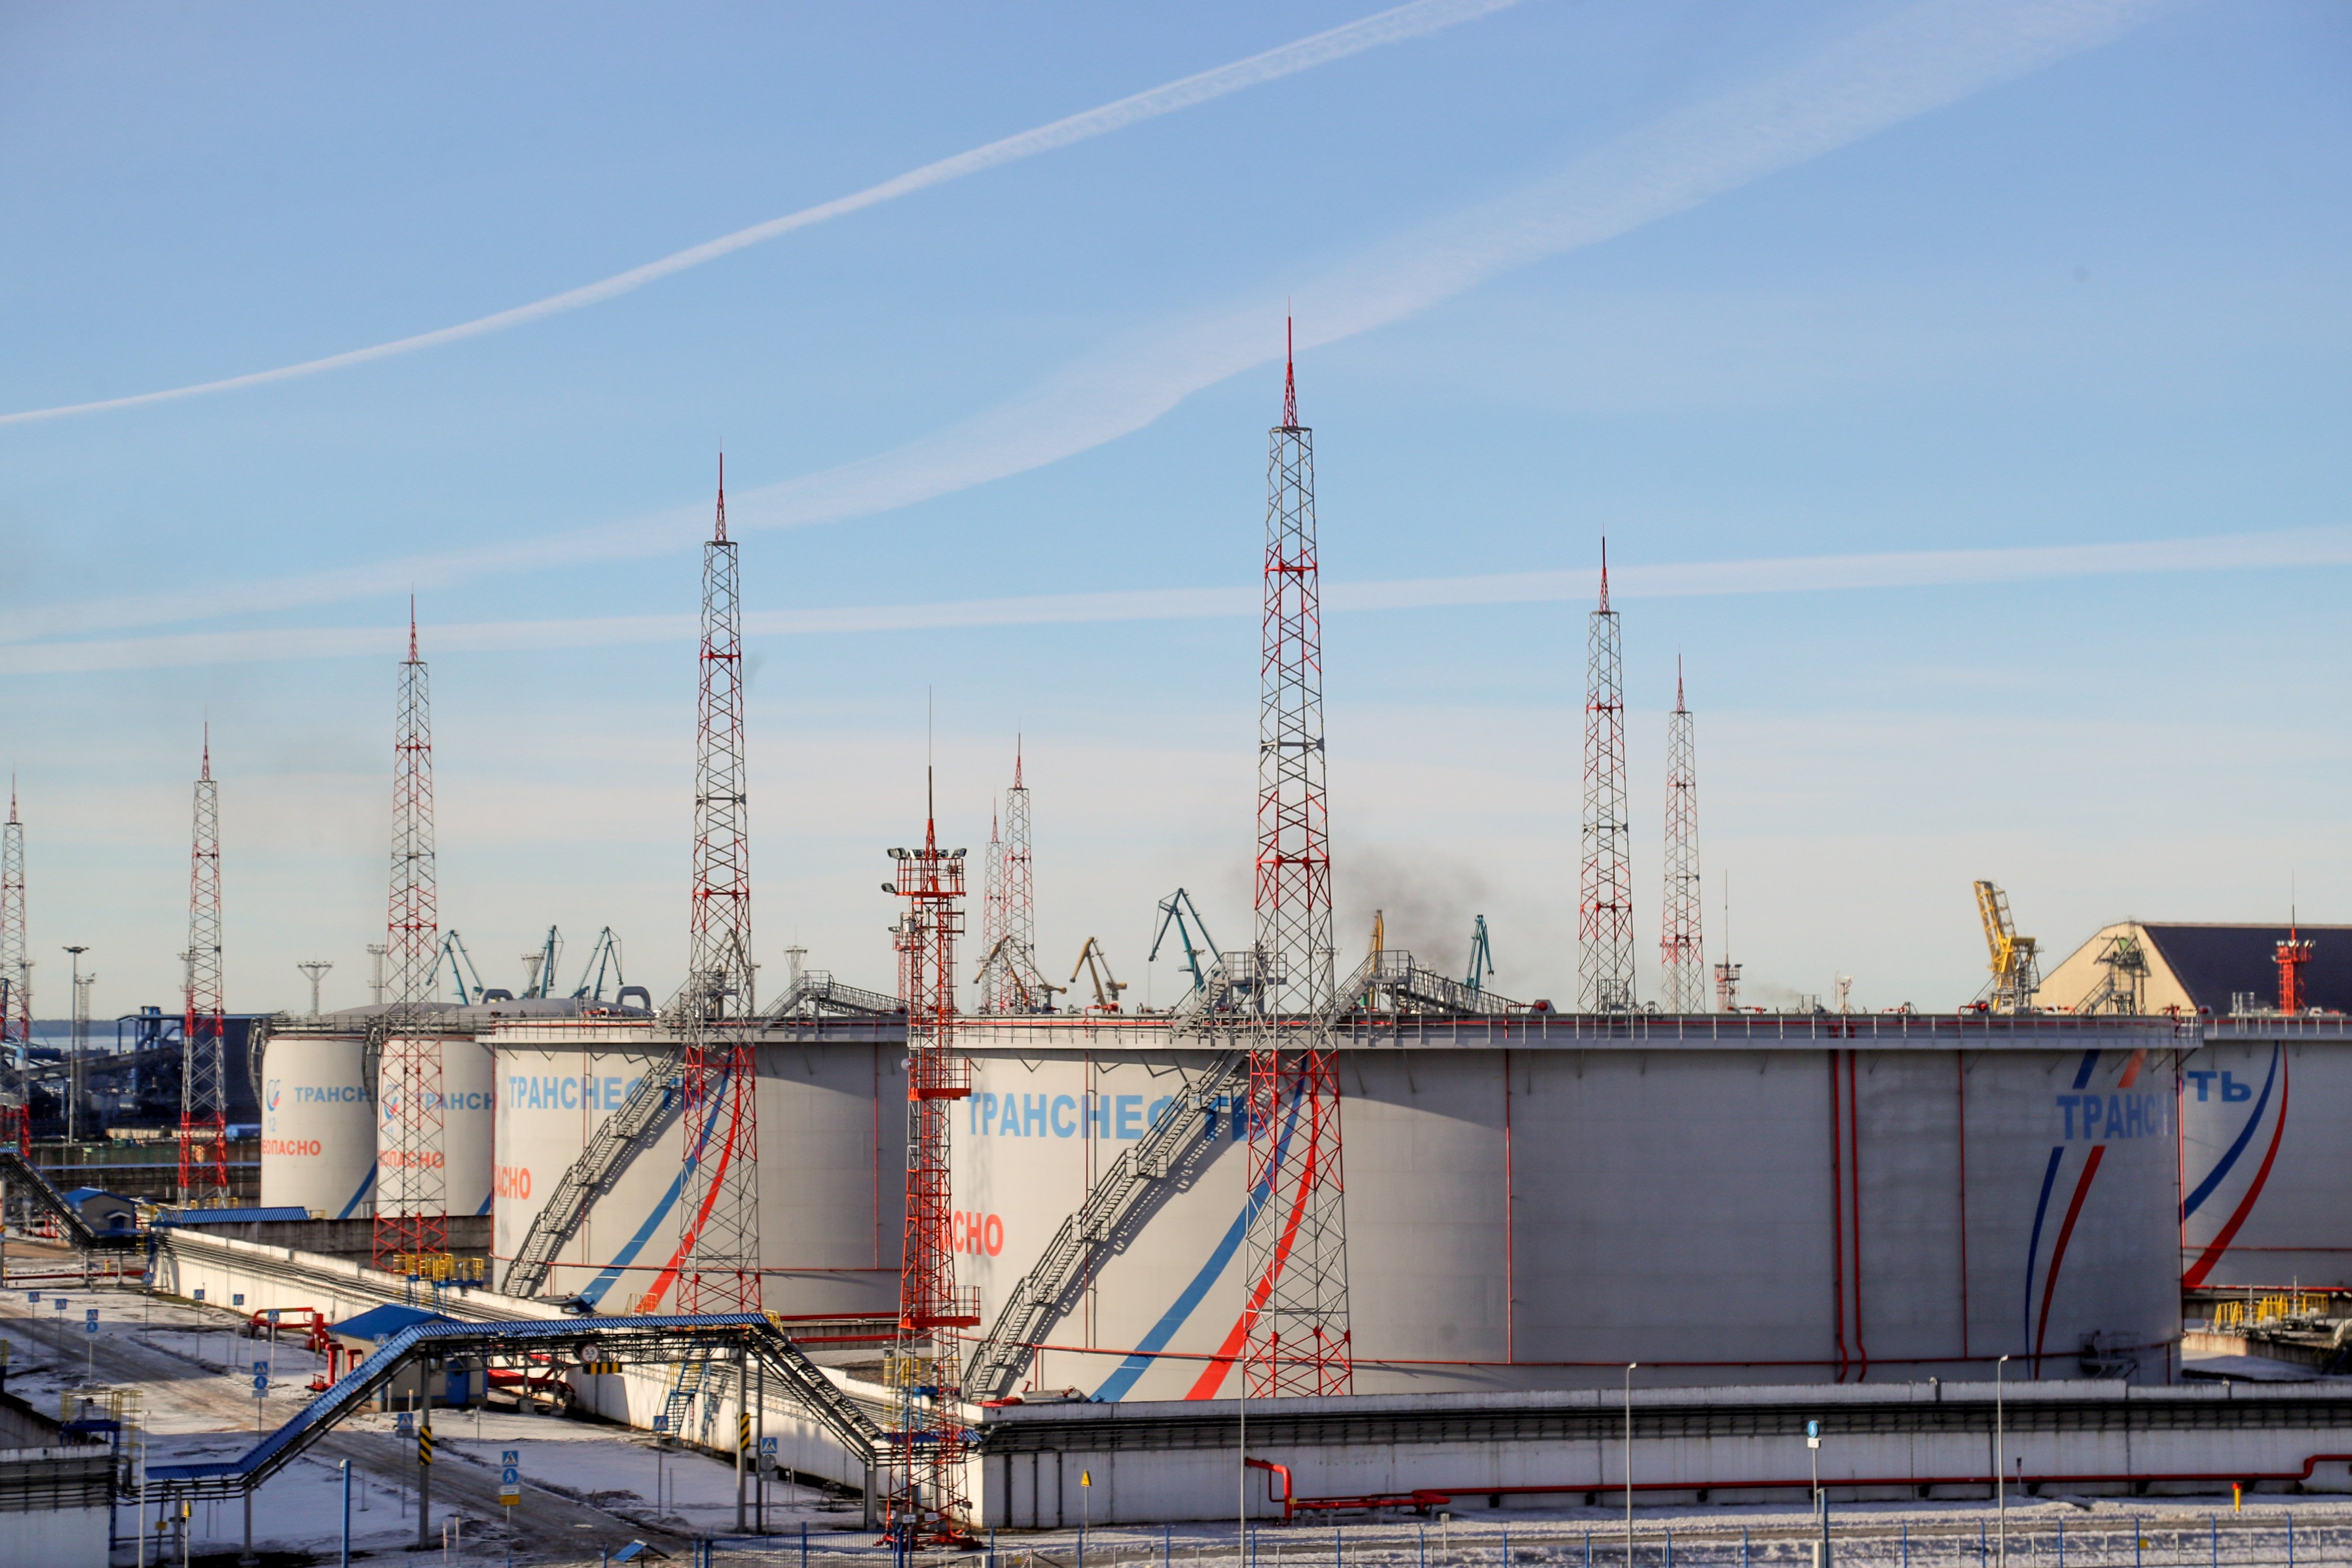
144;1313;884;1500
0;1148;143;1253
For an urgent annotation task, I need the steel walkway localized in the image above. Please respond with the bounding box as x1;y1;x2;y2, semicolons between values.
143;1313;883;1500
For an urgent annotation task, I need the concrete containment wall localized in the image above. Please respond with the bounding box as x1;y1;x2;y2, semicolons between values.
954;1014;2184;1400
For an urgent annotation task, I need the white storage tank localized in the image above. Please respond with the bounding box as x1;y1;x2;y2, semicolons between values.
952;1013;2185;1400
488;1017;906;1313
258;1023;377;1219
2179;1023;2352;1290
376;1029;497;1218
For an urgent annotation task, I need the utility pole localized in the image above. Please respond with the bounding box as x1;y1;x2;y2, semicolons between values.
63;946;90;1143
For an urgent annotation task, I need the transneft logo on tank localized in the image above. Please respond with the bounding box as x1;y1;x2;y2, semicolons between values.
507;1073;643;1110
376;1088;494;1118
2056;1090;2171;1141
968;1090;1227;1141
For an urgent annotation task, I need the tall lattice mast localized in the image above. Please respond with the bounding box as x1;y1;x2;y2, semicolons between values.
179;729;229;1203
974;802;1006;1011
0;784;28;1154
1242;322;1353;1399
375;603;447;1265
1001;742;1045;1010
678;456;762;1312
1579;542;1635;1012
1658;662;1705;1013
885;771;978;1544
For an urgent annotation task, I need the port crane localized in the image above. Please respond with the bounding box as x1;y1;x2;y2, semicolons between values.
1148;889;1222;994
971;934;1061;1013
1069;937;1128;1013
1972;880;2040;1014
1464;914;1495;994
520;926;563;998
436;930;491;1004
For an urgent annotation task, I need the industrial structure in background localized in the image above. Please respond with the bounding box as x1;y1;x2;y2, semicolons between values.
374;604;447;1268
178;729;229;1203
679;457;762;1313
1243;330;1354;1399
885;778;977;1543
1973;879;2040;1014
1578;544;1635;1013
1658;662;1705;1011
1;785;27;1153
974;745;1050;1014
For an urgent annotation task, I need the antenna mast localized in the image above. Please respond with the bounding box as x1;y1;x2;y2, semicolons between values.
0;787;27;1155
375;601;447;1266
1579;542;1635;1011
179;729;229;1204
678;455;762;1312
1242;322;1354;1398
1658;662;1704;1011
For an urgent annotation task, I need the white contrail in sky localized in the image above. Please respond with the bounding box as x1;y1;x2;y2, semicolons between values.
0;0;1521;430
3;525;2332;675
0;0;2185;645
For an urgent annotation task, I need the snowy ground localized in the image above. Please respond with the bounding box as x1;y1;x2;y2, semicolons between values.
4;1270;2347;1565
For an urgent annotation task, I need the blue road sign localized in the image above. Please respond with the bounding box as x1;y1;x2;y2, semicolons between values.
232;1293;244;1308
760;1436;778;1457
396;1411;415;1436
25;1292;37;1306
84;1308;98;1335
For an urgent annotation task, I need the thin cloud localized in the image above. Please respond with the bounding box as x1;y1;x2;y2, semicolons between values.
0;0;1520;430
0;0;2185;645
4;526;2333;676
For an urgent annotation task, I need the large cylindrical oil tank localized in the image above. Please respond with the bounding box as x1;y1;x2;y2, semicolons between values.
258;1024;377;1218
952;1014;2185;1400
375;1030;497;1218
488;1019;906;1313
2179;1024;2352;1290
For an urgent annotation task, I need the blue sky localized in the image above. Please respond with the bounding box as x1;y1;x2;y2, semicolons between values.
2;0;2347;1018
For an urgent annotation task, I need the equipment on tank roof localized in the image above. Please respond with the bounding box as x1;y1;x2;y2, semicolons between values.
1148;889;1222;995
1972;880;2040;1014
1069;937;1127;1013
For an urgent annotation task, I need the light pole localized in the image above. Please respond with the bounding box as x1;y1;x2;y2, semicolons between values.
298;961;334;1020
1808;1419;1827;1568
63;946;88;1142
1623;1362;1637;1568
1995;1354;2010;1568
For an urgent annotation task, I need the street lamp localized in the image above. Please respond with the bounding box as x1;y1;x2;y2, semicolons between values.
1808;1419;1828;1568
1996;1354;2011;1568
1624;1362;1637;1568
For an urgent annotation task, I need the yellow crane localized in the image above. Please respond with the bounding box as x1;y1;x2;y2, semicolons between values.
1972;879;2040;1014
1069;936;1129;1013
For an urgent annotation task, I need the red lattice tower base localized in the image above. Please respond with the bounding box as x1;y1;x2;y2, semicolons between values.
883;785;978;1546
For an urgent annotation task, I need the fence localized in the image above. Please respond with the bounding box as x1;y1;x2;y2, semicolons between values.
615;1512;2352;1568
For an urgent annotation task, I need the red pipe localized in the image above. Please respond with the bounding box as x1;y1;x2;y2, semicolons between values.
1849;1051;1867;1382
1828;1051;1847;1382
1246;1458;1295;1521
1264;1453;2352;1519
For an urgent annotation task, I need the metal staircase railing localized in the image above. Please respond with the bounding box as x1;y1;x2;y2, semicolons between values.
964;950;1395;1401
0;1149;137;1253
500;1053;683;1299
661;1353;709;1439
767;971;905;1021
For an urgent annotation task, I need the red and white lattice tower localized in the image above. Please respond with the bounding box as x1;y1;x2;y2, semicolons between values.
974;802;1007;1012
1579;543;1636;1012
885;774;978;1545
2278;912;2314;1016
1242;323;1354;1399
179;729;230;1204
375;603;447;1266
0;784;29;1154
678;457;762;1313
1658;662;1705;1013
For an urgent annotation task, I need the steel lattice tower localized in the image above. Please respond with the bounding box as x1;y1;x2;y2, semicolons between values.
678;458;763;1313
374;604;447;1266
885;776;978;1545
1579;544;1636;1012
179;730;230;1203
1658;663;1705;1013
1242;325;1354;1399
974;803;1007;1012
1001;743;1045;1010
0;785;28;1154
